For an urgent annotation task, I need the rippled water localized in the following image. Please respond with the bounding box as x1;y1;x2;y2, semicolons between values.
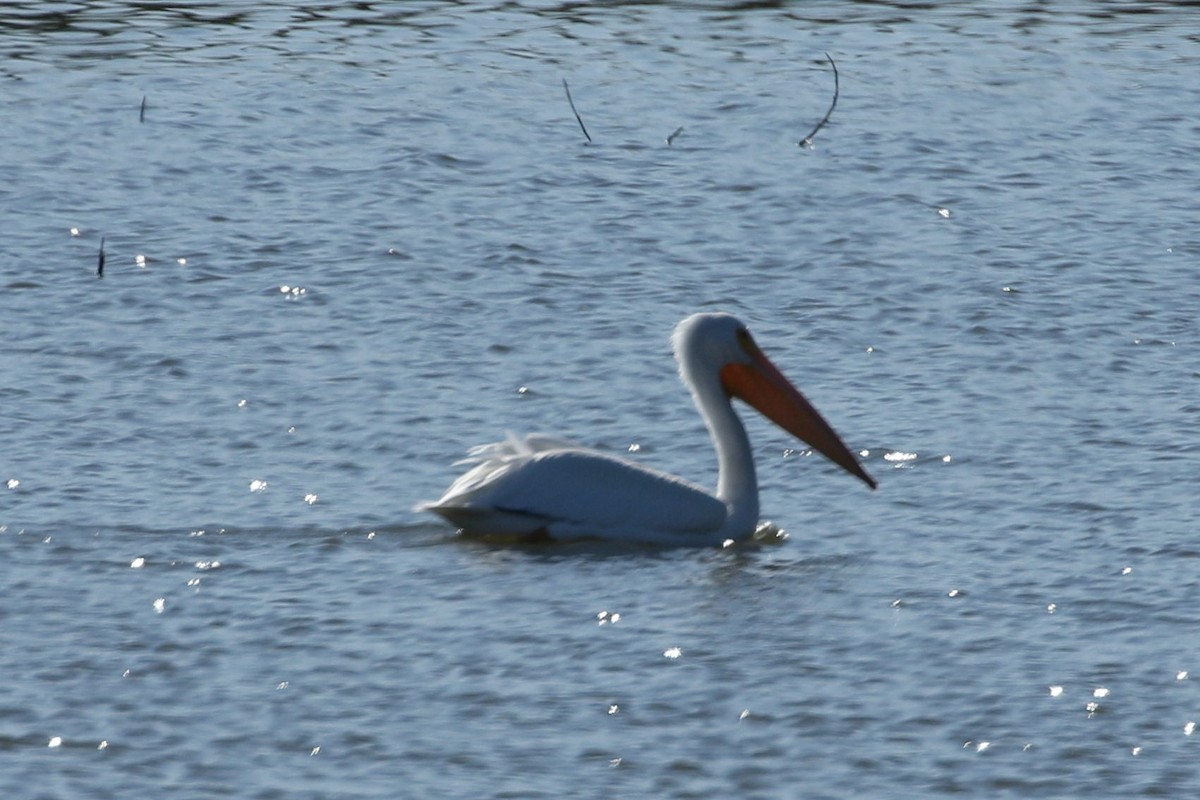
3;2;1199;797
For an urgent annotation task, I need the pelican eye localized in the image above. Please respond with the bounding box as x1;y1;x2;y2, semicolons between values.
735;327;758;355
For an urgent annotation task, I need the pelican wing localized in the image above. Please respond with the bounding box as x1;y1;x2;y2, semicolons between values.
423;437;728;541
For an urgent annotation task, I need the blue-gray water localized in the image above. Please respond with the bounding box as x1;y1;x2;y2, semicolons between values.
3;2;1198;797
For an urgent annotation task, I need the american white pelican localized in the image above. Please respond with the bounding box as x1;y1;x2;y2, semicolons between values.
421;312;875;545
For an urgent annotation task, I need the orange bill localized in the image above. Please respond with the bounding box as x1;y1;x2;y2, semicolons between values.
720;351;876;490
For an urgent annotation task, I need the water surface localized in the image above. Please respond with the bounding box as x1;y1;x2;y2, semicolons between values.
2;2;1199;797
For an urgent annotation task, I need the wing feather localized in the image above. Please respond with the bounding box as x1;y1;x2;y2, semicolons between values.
422;436;728;541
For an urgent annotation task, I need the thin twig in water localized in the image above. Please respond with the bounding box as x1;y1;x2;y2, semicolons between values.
97;236;106;278
666;126;684;146
799;53;839;148
562;79;591;143
140;95;146;123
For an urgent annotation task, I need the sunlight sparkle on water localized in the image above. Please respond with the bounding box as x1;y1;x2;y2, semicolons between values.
752;521;788;543
663;647;682;660
249;479;268;492
48;737;62;748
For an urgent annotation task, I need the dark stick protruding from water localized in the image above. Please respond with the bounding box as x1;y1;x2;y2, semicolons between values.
666;126;684;146
562;79;591;143
799;53;839;148
97;236;106;278
140;95;146;123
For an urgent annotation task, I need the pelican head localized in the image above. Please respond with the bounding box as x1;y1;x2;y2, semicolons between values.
674;312;876;491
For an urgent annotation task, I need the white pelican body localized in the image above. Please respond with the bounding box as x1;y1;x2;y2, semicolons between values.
421;313;875;546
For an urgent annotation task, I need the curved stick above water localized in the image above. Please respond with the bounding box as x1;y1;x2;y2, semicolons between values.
562;79;592;143
799;53;839;148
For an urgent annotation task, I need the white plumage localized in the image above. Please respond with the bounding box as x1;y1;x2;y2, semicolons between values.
420;312;874;546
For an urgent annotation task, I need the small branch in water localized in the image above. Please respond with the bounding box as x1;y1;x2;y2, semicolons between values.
97;236;106;278
799;53;839;148
140;95;146;123
562;79;592;143
666;126;684;146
